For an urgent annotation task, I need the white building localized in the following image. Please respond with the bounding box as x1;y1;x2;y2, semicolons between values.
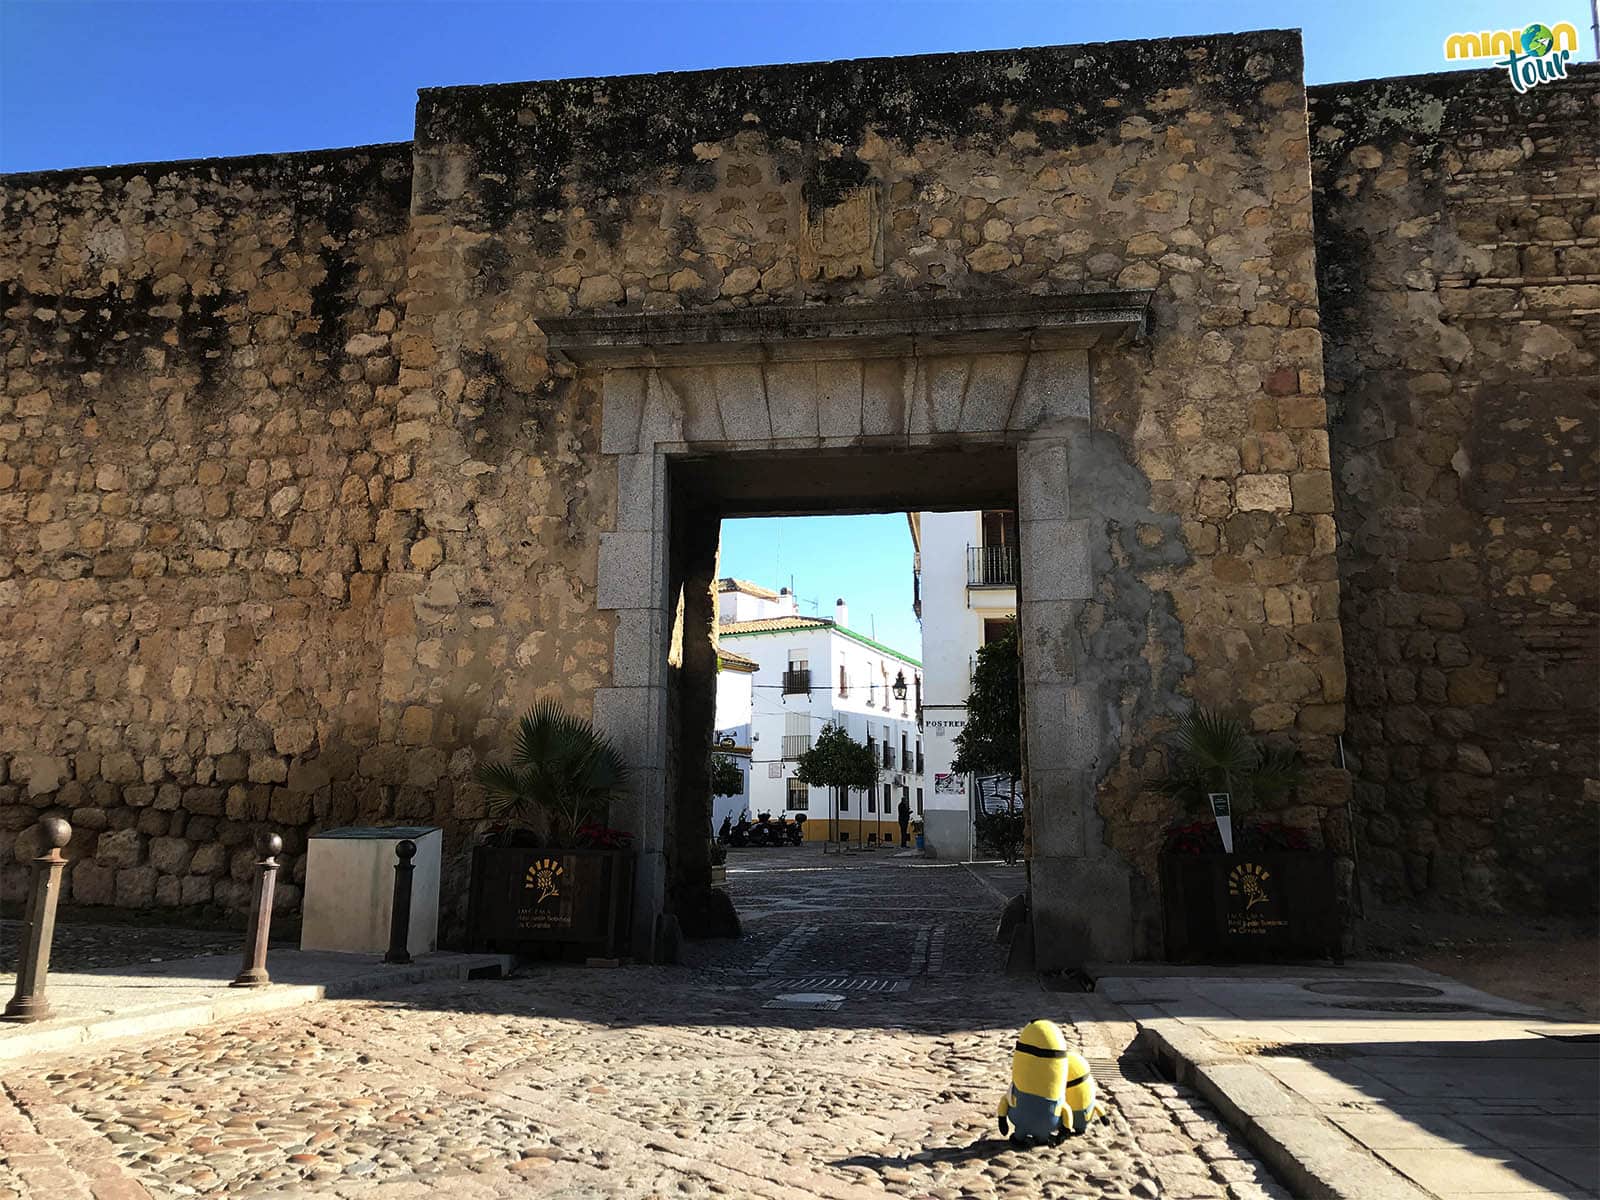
710;645;756;832
907;510;1019;859
714;579;925;845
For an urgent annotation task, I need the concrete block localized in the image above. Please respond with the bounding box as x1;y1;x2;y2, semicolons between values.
1017;438;1071;521
959;352;1026;433
600;367;648;454
300;826;441;957
1020;518;1093;603
597;531;659;610
713;364;772;442
764;361;820;440
1019;599;1078;684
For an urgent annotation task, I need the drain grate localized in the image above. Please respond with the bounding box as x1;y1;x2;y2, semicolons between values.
1303;980;1444;999
772;976;911;994
764;992;846;1011
1321;1000;1475;1014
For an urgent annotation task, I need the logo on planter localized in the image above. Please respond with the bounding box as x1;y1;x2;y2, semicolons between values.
524;858;564;904
1228;863;1271;911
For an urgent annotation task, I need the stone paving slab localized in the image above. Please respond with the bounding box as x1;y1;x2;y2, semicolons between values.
0;951;511;1064
1098;963;1600;1200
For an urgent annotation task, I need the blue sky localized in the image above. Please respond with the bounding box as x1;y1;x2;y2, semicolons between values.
3;1;1592;655
2;1;1593;173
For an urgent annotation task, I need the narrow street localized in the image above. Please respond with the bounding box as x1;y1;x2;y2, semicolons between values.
0;850;1286;1199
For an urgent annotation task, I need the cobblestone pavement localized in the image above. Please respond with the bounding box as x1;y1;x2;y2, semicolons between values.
0;849;1288;1199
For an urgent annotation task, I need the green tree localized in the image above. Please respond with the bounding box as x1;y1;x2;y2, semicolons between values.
709;753;744;800
793;722;880;848
951;619;1021;784
475;700;630;847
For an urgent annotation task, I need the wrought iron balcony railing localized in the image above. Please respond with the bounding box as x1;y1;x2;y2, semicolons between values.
967;544;1019;588
782;669;811;695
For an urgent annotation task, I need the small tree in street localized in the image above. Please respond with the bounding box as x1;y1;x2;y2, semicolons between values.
793;722;879;851
709;753;744;804
951;620;1023;862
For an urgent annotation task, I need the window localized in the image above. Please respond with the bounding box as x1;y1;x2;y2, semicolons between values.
981;509;1018;548
839;663;849;697
782;712;811;759
883;784;892;813
983;618;1014;646
786;777;809;812
840;789;850;813
784;651;810;695
916;787;923;814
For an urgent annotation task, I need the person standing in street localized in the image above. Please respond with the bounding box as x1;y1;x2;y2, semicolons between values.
898;795;912;847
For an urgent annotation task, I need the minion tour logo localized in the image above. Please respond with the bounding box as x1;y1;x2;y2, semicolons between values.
1228;863;1272;911
524;857;564;904
1443;22;1579;93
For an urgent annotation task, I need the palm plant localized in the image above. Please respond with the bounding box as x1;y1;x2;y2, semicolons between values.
475;701;630;848
1160;707;1300;816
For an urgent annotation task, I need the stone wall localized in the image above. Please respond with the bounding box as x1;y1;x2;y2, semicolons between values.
1311;66;1599;914
403;28;1351;949
0;145;412;912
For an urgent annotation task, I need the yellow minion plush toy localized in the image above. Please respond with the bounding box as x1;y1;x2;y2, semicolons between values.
996;1019;1107;1144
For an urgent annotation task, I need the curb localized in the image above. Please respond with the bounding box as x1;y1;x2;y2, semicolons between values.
0;954;512;1067
1138;1017;1432;1200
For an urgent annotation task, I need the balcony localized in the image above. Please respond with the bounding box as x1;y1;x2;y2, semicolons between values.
782;734;812;760
967;544;1019;588
782;669;811;696
915;753;925;774
882;746;895;769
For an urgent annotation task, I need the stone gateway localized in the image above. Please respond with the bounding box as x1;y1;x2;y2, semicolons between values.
1;32;1593;963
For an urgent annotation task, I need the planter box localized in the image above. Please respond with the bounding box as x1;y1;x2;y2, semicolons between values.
1160;851;1340;963
468;846;634;957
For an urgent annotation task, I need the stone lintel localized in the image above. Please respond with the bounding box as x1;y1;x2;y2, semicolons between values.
543;293;1151;368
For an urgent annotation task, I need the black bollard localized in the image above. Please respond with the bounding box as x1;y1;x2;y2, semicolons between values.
230;831;282;988
3;817;72;1022
384;839;417;965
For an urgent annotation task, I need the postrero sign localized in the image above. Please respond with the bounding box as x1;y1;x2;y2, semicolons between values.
1444;21;1580;92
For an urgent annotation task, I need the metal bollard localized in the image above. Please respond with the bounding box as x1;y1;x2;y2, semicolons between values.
384;839;417;965
230;831;281;988
3;817;72;1023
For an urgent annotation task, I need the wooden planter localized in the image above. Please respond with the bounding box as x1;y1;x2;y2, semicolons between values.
467;846;634;957
1160;851;1341;963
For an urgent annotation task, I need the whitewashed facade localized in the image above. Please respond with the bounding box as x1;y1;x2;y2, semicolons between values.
908;511;1018;859
714;579;924;844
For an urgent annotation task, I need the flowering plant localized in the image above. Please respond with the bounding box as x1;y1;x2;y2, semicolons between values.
574;822;635;850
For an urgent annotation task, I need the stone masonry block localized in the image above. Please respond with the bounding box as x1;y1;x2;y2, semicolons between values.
959;352;1026;433
591;686;667;774
597;531;659;610
1018;438;1070;522
713;364;772;442
611;607;667;688
1028;769;1090;857
601;367;646;454
1025;683;1103;774
614;453;661;534
1019;599;1079;684
816;360;864;439
1020;519;1093;603
668;365;724;443
764;361;821;439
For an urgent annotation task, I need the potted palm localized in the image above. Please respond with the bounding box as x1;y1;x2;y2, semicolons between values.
1157;708;1339;962
466;701;635;957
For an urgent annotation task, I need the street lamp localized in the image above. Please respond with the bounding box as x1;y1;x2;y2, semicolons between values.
892;670;908;702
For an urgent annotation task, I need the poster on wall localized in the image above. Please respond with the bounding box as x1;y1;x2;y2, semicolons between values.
975;774;1023;814
767;763;783;779
934;772;965;795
